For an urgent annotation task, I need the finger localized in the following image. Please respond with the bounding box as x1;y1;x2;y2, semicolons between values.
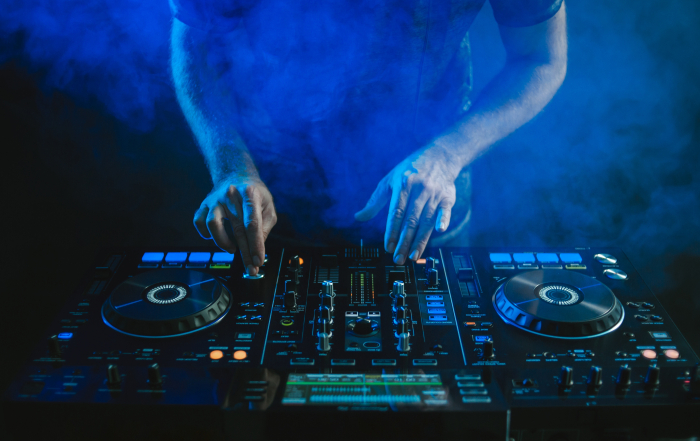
384;175;411;254
241;186;265;268
393;191;429;265
206;204;236;254
409;198;439;261
355;178;390;222
261;205;277;243
194;205;211;239
222;200;257;276
435;199;454;232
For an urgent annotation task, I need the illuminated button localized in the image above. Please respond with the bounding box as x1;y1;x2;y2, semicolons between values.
280;318;294;326
464;322;477;327
233;350;247;360
209;350;224;360
458;381;485;387
460;388;488;395
142;252;164;263
560;253;582;263
649;331;669;339
455;374;481;381
165;252;187;263
536;253;559;263
489;253;511;263
212;252;234;263
189;252;211;263
57;332;73;340
513;253;535;263
462;396;491;404
664;349;680;359
416;258;426;264
641;349;657;359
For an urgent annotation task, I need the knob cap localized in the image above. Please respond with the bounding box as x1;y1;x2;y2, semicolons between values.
317;318;331;336
397;331;410;352
322;281;334;297
395;306;409;322
397;318;411;335
426;268;439;286
616;365;632;389
317;332;331;352
644;365;660;389
319;306;332;324
48;335;61;357
393;294;407;312
482;339;495;359
107;365;121;385
148;363;163;385
559;366;574;389
289;256;303;271
393;281;405;296
425;257;437;272
587;366;603;390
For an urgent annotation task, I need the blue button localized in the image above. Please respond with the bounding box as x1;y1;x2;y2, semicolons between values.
57;333;73;340
165;252;188;263
513;253;535;263
189;252;211;263
212;252;235;263
142;252;164;263
560;253;582;263
536;253;559;263
489;253;511;263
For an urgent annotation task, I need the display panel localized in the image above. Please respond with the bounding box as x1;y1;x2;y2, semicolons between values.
282;373;448;406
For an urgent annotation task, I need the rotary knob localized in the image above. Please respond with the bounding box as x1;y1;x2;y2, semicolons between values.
317;319;331;352
594;253;618;264
425;257;437;273
320;281;335;312
48;335;62;357
616;365;632;389
559;366;574;390
395;306;409;322
644;365;660;390
319;306;332;324
426;268;439;286
107;365;121;386
393;280;405;296
587;366;603;391
148;363;163;386
482;339;495;359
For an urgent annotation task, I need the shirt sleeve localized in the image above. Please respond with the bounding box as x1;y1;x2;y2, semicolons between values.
489;0;564;27
168;0;248;32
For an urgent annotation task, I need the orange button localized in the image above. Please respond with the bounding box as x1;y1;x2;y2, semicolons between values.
641;349;657;359
233;350;247;360
664;349;680;359
465;322;477;326
209;350;224;360
416;259;426;265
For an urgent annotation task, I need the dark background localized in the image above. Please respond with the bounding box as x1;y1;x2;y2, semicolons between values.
1;0;699;436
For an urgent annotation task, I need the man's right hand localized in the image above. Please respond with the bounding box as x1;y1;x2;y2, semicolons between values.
194;176;277;276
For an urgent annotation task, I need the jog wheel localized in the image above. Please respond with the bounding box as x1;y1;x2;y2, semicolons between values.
493;270;623;339
102;269;231;338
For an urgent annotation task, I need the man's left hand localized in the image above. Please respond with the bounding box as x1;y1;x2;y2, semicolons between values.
355;145;460;264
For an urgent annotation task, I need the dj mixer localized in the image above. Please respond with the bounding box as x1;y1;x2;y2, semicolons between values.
3;246;700;440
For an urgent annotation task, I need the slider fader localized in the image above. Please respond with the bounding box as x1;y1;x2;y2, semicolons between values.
3;246;699;440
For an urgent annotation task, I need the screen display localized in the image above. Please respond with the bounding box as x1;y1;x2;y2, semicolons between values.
282;373;448;407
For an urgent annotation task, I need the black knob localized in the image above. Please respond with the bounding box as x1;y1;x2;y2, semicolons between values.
347;318;378;336
426;268;439;286
393;280;405;296
107;365;121;385
148;363;163;385
48;335;61;357
284;291;297;311
482;339;495;359
393;294;407;311
559;366;574;389
616;365;632;389
320;281;335;312
644;365;660;389
587;366;603;390
289;256;303;271
395;306;409;322
425;257;437;273
319;306;332;323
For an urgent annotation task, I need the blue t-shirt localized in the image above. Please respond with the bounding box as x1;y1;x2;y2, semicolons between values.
170;0;563;244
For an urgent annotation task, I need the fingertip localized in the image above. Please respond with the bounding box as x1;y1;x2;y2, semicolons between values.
246;265;257;276
387;242;396;254
253;255;261;267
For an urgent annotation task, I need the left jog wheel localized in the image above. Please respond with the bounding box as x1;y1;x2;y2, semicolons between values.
102;269;231;338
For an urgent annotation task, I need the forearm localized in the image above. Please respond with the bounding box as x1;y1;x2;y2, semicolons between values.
171;19;258;184
431;6;568;176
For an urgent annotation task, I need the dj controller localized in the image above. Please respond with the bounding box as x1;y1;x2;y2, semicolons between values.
3;246;700;440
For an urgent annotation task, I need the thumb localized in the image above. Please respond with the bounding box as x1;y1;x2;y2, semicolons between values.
355;179;390;222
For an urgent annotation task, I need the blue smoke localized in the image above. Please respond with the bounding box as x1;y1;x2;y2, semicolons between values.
1;0;698;311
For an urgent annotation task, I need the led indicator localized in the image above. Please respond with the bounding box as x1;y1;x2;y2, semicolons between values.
209;350;224;360
233;350;247;360
641;349;657;359
664;349;680;359
57;333;73;340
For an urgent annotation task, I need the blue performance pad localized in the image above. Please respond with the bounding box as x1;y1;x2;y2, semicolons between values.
489;253;511;263
212;252;235;263
536;253;559;263
58;332;73;340
512;253;535;263
165;252;188;263
559;253;583;263
189;252;211;263
142;252;164;263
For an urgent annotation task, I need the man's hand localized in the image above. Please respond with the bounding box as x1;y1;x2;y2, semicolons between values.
194;176;277;276
355;146;460;264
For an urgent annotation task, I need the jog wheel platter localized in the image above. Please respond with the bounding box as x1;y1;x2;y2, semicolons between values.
102;269;231;338
493;269;624;339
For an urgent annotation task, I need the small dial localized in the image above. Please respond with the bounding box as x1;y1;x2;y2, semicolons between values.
347;318;380;337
